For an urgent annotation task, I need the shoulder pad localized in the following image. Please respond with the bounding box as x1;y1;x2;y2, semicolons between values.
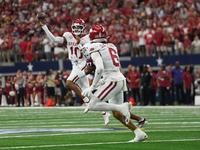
88;43;101;54
63;32;72;37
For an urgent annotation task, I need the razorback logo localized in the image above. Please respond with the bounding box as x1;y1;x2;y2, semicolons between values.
90;48;94;51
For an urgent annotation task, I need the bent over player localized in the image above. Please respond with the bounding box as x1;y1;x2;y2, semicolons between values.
79;25;148;142
38;17;110;125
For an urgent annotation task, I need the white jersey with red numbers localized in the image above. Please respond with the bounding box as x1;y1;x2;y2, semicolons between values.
63;32;90;66
63;32;90;91
86;42;125;82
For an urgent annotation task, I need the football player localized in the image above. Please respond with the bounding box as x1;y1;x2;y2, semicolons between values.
78;25;148;142
38;18;110;125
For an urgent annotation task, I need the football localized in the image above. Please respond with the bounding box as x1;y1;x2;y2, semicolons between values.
36;12;46;21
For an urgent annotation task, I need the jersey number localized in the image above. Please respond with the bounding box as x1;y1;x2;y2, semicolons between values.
108;48;119;67
70;47;83;59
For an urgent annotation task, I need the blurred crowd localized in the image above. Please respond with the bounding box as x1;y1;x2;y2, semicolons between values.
1;0;200;62
1;61;200;106
0;69;80;106
126;61;200;106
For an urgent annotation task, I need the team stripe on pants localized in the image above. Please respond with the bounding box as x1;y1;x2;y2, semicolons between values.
97;82;117;101
72;75;79;83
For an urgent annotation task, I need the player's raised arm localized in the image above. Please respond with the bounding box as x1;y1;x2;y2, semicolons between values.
37;12;66;44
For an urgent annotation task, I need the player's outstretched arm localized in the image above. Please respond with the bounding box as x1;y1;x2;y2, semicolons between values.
39;20;64;44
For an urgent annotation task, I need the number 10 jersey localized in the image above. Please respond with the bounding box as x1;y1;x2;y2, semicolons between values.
63;32;90;65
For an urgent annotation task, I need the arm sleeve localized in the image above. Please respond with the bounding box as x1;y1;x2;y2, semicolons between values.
91;52;104;87
42;25;64;43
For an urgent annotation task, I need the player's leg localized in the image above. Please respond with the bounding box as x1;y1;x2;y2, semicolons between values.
129;88;147;127
66;68;110;122
108;89;148;142
89;81;131;124
66;71;89;103
77;76;110;125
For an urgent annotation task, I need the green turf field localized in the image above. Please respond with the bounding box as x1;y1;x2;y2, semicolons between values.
0;106;200;150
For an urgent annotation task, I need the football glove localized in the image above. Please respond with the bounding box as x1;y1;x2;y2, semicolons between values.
81;85;95;97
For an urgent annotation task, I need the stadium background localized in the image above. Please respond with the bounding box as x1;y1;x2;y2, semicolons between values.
0;0;200;149
1;0;200;106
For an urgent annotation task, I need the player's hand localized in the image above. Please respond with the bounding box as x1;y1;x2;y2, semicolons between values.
81;85;95;97
76;35;81;45
38;19;46;26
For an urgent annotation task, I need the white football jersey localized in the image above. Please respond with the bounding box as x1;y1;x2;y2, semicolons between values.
63;32;90;65
86;42;125;81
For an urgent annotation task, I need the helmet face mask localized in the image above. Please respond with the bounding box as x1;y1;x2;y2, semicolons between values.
82;46;90;59
71;19;86;35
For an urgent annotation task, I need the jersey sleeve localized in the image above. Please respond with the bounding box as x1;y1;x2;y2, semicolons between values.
62;32;71;42
88;43;102;54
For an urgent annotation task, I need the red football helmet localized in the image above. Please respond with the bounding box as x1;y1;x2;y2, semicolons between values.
71;19;86;35
89;24;107;42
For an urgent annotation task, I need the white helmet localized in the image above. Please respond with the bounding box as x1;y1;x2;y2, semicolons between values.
71;19;86;35
82;43;90;59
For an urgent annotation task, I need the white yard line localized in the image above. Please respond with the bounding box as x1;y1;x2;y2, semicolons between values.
0;129;200;139
0;139;200;149
0;117;199;125
0;125;200;130
0;118;108;122
0;117;200;124
1;121;200;128
0;130;130;138
0;124;122;128
0;114;198;118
